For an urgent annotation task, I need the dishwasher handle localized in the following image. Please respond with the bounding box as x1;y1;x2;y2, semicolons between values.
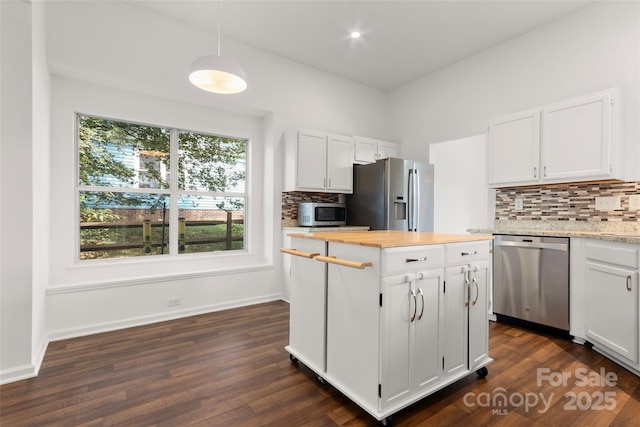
494;240;568;251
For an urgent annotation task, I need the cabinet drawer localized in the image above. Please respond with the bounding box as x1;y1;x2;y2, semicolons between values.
382;245;443;276
586;242;639;269
445;241;491;266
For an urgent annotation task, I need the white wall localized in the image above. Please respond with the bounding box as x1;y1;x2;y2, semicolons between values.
0;0;35;383
40;2;391;349
0;0;393;383
389;1;640;178
31;0;50;377
429;134;494;234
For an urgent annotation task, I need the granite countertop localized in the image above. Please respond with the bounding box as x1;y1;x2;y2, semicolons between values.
288;230;492;248
468;220;640;244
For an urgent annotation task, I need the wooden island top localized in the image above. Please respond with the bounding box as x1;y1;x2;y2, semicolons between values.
287;230;492;248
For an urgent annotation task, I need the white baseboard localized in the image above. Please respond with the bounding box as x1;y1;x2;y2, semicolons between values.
0;364;37;385
47;293;283;342
0;336;50;385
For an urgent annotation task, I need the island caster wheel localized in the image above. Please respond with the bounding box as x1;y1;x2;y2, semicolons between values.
289;354;298;364
476;367;489;378
380;416;394;426
315;375;326;384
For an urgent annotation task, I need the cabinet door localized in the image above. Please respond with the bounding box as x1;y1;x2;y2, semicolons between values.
468;262;489;370
288;238;327;373
585;261;639;364
354;136;378;164
442;266;469;378
541;90;613;182
487;109;540;187
297;130;327;190
380;274;413;409
413;270;442;392
326;134;353;192
377;141;398;160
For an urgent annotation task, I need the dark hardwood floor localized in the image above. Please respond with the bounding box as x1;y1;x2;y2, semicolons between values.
2;300;640;426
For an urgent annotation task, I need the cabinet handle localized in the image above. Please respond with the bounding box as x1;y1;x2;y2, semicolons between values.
410;289;417;322
472;277;479;305
417;288;425;320
280;248;320;259
627;275;632;291
533;166;537;178
465;277;470;307
406;257;428;263
328;178;331;188
461;251;477;256
315;255;372;270
543;166;547;177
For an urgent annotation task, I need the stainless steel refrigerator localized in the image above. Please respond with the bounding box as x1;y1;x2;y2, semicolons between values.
346;158;434;231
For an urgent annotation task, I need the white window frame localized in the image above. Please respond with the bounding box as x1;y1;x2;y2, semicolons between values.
76;113;249;262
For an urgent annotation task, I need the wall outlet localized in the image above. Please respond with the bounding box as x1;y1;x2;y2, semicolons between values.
167;297;181;307
629;195;640;210
514;198;524;210
595;196;621;211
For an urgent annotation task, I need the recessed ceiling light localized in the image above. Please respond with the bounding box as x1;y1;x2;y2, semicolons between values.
350;31;361;39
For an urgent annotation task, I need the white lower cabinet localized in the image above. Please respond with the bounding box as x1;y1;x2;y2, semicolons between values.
443;242;491;377
285;238;493;423
584;241;639;365
570;238;640;376
468;261;490;370
380;268;442;410
282;238;328;374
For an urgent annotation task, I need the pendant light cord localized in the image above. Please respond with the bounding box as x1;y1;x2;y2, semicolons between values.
217;0;222;57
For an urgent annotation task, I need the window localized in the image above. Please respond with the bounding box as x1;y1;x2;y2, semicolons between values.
77;114;247;260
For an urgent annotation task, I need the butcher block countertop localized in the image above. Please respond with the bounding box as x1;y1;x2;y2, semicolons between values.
287;230;492;248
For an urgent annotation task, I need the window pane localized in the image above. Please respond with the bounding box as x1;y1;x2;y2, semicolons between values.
178;195;245;254
178;131;246;192
80;191;170;260
78;115;170;189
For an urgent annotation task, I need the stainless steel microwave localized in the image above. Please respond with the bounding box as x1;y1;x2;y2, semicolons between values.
297;202;346;227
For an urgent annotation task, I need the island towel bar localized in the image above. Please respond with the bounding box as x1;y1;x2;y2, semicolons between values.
315;255;372;270
280;248;320;259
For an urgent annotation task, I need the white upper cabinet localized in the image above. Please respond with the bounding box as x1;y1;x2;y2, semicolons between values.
541;90;614;183
326;133;354;192
487;109;540;186
354;136;399;164
487;88;620;188
284;129;353;193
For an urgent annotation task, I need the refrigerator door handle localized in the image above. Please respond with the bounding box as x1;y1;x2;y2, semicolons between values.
414;168;420;232
408;168;419;232
408;169;414;231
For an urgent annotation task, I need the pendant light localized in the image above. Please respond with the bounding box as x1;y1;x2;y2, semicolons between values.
189;1;247;94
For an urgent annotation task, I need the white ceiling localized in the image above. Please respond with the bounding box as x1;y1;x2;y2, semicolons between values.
129;0;593;92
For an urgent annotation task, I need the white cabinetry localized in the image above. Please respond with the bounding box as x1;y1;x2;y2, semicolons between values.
284;129;353;193
542;90;616;182
487;109;540;186
584;241;639;365
281;238;327;374
444;241;490;376
354;136;399;164
488;88;620;188
380;246;444;410
286;237;492;423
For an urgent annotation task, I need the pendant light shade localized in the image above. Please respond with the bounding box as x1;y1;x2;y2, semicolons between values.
189;55;247;94
189;0;247;95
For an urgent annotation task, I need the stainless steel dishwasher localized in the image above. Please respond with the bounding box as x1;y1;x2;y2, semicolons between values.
493;235;569;331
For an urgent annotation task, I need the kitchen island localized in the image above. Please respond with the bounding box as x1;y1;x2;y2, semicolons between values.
281;231;493;424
